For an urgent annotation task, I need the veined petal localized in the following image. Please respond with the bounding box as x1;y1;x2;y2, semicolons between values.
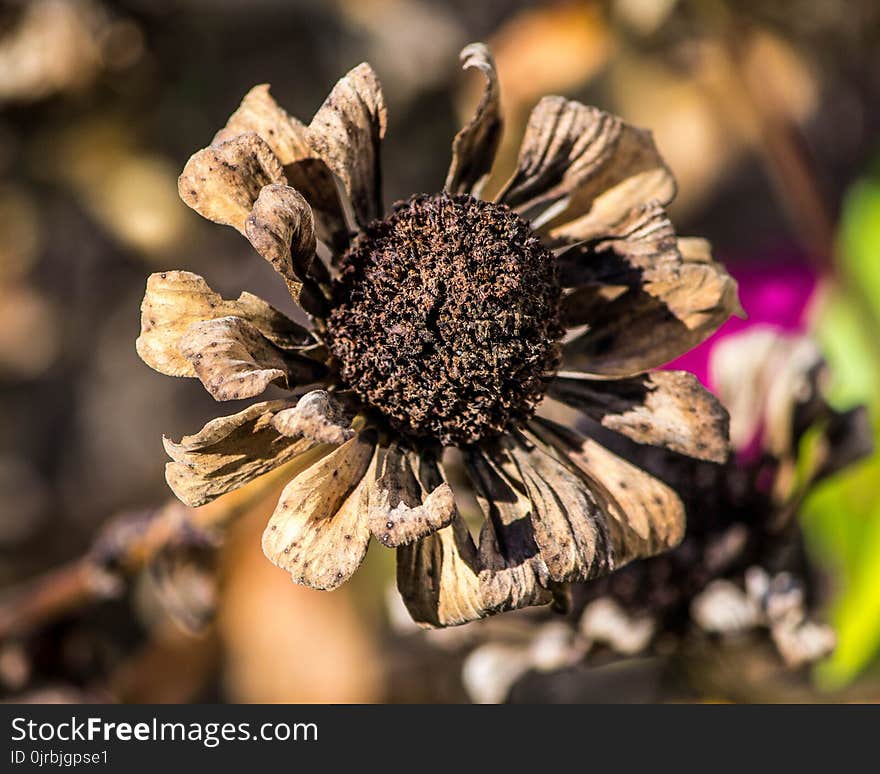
136;270;313;378
178;133;285;234
261;433;377;590
307;63;387;229
367;445;455;548
548;370;730;463
561;204;741;375
465;449;553;614
395;456;485;627
444;43;502;197
528;418;685;568
178;316;325;401
163;400;326;507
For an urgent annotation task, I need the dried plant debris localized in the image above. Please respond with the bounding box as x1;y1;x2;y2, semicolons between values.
137;42;742;627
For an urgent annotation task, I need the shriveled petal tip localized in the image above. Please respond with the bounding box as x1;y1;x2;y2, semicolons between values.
529;419;685;568
136;270;313;378
178;316;325;402
213;84;311;166
163;400;325;507
561;204;741;376
307;62;387;229
367;447;455;548
179;133;285;234
445;42;502;197
548;370;730;463
271;389;355;445
262;433;377;590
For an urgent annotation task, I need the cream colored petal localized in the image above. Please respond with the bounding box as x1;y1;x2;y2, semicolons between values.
465;449;553;614
444;43;502;197
262;433;377;590
500;434;612;584
497;96;673;230
271;389;355;445
561;204;741;376
307;63;387;228
178;316;324;401
213;84;311;165
528;419;685;570
548;370;730;463
367;446;455;548
178;133;285;234
395;457;485;627
163;400;324;507
136;270;313;378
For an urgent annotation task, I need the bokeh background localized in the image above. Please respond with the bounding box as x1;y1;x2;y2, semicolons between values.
1;0;879;702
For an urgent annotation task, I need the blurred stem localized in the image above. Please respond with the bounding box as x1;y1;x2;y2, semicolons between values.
0;461;295;641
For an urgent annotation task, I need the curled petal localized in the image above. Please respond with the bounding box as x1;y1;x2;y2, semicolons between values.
179;316;325;401
179;133;285;234
548;370;730;463
307;63;387;228
528;419;685;569
137;270;313;378
445;42;502;197
367;446;455;548
562;204;741;375
465;450;553;614
271;389;355;445
163;400;325;507
262;433;377;590
396;458;485;627
213;84;311;165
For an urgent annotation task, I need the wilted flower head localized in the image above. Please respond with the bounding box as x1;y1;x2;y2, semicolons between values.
136;43;740;627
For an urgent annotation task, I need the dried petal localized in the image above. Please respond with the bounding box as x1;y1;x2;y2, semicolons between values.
307;63;387;228
367;446;455;548
179;133;285;234
178;316;324;401
465;450;552;613
163;400;324;507
262;433;377;590
445;43;502;197
214;84;311;165
562;204;741;375
528;419;686;571
137;270;312;378
396;458;485;627
548;370;730;463
271;389;355;445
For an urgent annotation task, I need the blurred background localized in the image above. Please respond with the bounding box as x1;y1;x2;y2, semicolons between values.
0;0;879;703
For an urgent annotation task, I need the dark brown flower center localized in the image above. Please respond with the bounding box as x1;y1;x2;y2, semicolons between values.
325;193;562;446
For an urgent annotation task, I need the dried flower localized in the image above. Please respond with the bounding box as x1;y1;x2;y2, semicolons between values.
136;43;740;627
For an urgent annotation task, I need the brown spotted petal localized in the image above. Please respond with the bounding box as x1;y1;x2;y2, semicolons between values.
137;270;313;378
465;450;553;614
178;316;325;401
367;446;455;548
307;63;387;229
562;204;741;376
548;370;730;463
163;400;325;507
271;389;355;445
396;458;485;627
262;433;377;590
445;43;502;197
529;419;685;568
179;133;285;234
500;434;613;583
214;84;311;165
